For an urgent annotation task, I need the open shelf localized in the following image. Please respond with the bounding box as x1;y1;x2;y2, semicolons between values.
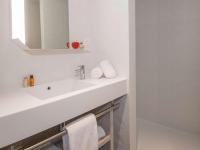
25;49;89;55
12;39;89;55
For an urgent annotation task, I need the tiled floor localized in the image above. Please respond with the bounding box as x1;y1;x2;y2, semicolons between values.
137;119;200;150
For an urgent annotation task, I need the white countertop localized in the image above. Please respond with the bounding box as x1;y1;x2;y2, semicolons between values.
0;77;128;148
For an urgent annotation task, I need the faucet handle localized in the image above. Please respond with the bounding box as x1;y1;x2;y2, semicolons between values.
75;65;84;70
79;65;85;69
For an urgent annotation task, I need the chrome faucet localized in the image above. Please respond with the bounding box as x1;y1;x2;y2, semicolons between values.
75;65;85;80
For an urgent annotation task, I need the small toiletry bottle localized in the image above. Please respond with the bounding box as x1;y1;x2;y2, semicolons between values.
29;75;35;87
23;77;29;87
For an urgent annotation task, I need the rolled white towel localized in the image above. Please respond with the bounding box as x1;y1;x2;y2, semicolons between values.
100;60;117;78
43;144;61;150
98;126;106;139
91;67;104;79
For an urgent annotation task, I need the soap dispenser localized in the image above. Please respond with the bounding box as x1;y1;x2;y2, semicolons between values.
29;75;35;87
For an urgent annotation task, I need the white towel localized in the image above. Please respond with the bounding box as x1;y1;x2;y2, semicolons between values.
100;60;117;79
43;144;61;150
63;126;106;150
91;67;104;79
97;126;106;139
63;114;98;150
62;134;69;150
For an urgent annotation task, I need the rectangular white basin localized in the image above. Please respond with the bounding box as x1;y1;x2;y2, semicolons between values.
25;79;94;100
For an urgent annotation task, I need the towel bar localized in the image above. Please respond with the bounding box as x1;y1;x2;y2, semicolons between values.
21;103;118;150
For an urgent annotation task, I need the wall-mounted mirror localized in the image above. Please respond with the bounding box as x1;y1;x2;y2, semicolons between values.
11;0;69;50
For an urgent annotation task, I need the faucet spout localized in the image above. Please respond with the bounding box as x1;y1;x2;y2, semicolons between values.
75;65;85;80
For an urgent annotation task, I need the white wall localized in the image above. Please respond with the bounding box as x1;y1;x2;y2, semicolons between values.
69;0;130;76
136;0;200;133
89;0;131;149
0;0;133;149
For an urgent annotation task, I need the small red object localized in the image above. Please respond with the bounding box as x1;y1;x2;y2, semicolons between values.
66;42;70;48
72;42;80;49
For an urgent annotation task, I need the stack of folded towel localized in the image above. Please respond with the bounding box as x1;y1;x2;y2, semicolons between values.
91;60;117;79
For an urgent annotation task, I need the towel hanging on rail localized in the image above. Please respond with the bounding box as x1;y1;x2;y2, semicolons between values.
63;114;98;150
23;103;118;150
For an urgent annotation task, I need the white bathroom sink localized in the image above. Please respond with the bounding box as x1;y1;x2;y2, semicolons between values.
25;79;95;100
0;77;127;148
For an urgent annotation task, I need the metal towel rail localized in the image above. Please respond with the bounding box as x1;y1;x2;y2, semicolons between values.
21;103;118;150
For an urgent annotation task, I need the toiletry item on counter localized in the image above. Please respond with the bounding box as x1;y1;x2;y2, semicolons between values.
100;60;117;78
29;75;35;87
91;67;104;79
23;75;35;87
23;77;29;87
63;114;98;150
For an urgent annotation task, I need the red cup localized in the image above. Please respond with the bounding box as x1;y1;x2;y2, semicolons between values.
72;42;80;49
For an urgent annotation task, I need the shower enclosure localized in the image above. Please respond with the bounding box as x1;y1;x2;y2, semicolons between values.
136;0;200;149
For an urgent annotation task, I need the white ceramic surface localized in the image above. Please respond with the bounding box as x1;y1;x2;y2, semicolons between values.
25;79;95;100
0;77;127;148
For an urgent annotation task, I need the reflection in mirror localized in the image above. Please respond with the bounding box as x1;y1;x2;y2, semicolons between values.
12;0;69;49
